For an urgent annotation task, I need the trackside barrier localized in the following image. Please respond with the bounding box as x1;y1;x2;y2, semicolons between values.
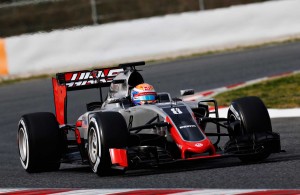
0;39;8;75
1;0;300;77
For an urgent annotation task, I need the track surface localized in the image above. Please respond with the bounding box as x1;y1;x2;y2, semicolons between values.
0;41;300;188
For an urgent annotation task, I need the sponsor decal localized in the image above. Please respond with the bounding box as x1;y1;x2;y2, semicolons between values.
179;125;197;129
64;68;123;87
195;143;203;147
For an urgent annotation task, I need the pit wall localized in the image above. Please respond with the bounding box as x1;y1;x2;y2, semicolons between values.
1;0;300;76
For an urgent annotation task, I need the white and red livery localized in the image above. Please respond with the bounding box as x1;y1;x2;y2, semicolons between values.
17;61;281;176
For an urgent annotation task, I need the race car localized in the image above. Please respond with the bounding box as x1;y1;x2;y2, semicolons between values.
17;61;281;176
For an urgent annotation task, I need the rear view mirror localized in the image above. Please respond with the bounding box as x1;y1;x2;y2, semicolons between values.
180;89;194;96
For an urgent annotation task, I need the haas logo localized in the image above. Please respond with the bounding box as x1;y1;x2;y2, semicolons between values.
64;68;123;87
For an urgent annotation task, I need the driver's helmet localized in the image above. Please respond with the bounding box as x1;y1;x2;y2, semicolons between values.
131;83;157;105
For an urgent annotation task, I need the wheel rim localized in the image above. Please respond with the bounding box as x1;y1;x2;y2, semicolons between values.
229;113;237;123
88;127;99;164
18;127;28;162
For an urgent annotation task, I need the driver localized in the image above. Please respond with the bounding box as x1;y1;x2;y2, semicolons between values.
131;83;157;105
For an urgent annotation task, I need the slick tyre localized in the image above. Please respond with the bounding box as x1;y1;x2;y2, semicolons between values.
18;112;62;172
227;96;272;162
87;112;128;176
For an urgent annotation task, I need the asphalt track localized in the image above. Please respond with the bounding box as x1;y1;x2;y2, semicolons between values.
0;41;300;189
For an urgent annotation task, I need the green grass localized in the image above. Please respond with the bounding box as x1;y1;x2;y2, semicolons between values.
214;73;300;108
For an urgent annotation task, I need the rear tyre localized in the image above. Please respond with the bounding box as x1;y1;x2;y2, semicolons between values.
87;112;129;176
18;112;62;172
226;96;277;163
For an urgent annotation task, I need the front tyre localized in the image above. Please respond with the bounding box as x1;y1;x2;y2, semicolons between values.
87;122;111;175
87;112;129;176
226;96;280;163
18;112;62;172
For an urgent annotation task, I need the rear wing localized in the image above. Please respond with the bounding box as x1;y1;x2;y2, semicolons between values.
52;61;145;125
55;67;124;91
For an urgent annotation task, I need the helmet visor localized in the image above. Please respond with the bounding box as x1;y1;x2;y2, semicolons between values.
133;92;157;101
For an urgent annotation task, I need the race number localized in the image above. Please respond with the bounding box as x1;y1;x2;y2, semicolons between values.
171;108;183;114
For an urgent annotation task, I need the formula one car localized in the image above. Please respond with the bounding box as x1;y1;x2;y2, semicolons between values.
17;61;281;175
